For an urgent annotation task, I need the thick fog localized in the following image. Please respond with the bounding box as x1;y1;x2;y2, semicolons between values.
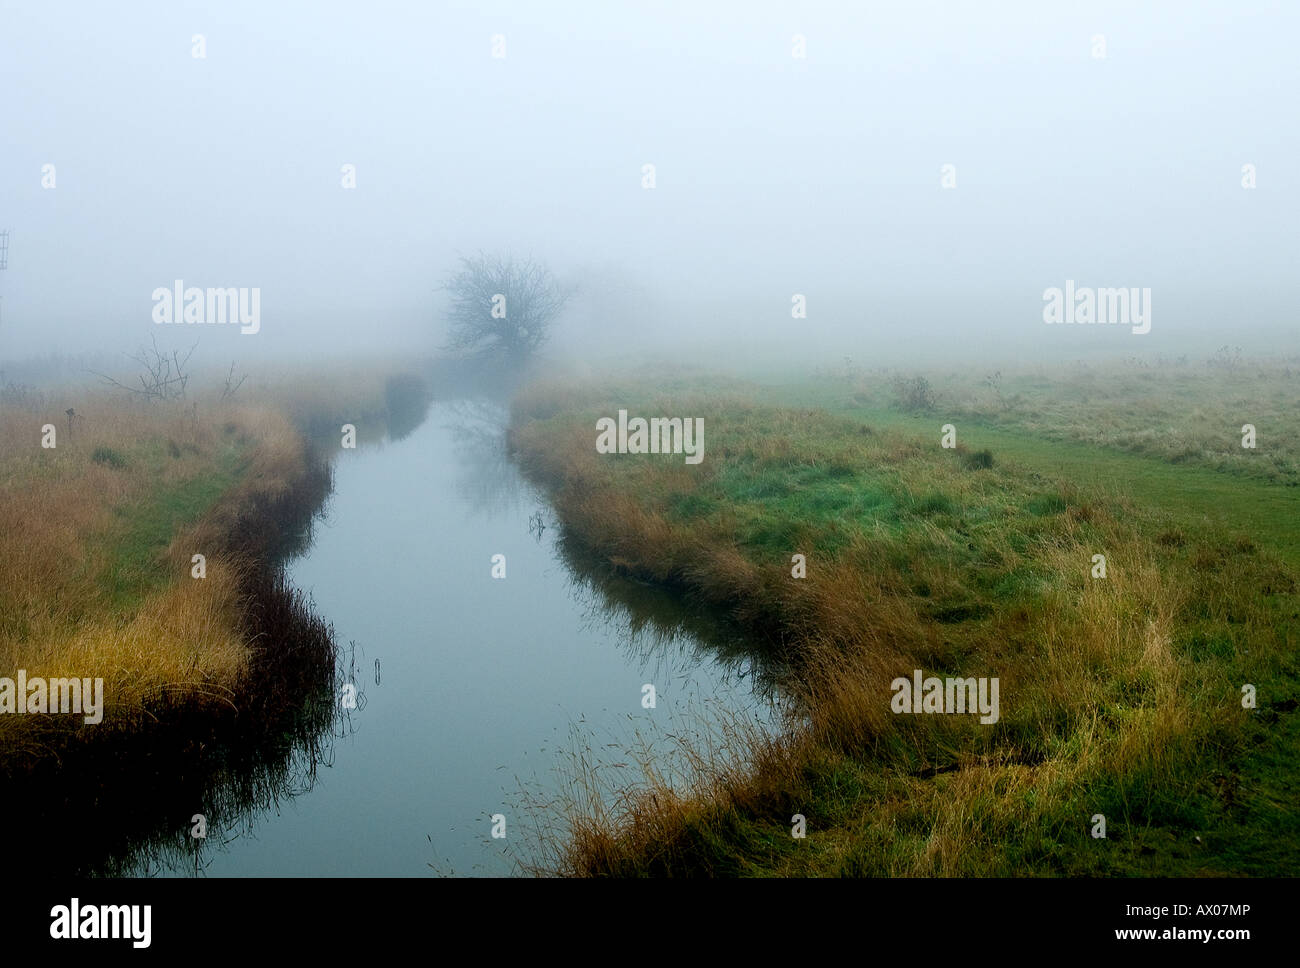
1;0;1296;372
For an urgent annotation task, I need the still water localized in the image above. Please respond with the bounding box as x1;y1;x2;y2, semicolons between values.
155;400;773;876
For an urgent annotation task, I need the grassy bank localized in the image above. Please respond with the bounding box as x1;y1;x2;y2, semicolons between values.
508;365;1300;876
0;363;430;767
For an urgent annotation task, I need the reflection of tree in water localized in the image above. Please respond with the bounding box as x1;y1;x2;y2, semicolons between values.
443;399;530;515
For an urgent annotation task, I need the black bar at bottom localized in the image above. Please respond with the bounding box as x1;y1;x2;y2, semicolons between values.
5;877;1278;956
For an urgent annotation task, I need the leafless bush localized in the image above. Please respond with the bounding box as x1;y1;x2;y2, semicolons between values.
890;374;937;413
89;335;196;401
220;361;247;401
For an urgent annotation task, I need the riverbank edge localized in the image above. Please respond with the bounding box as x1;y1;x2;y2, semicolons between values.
0;421;340;765
1;364;443;769
505;381;1300;878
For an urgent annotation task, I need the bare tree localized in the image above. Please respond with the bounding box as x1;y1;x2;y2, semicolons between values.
220;361;247;401
89;335;196;401
441;253;574;368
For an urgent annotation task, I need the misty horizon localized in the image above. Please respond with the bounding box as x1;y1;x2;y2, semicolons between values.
2;0;1296;373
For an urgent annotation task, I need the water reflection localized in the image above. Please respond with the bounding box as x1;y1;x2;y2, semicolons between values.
0;591;355;877
443;397;786;704
384;374;434;442
557;534;785;699
443;398;527;514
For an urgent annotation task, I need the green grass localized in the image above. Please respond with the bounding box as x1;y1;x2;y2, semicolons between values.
91;445;128;469
777;388;1300;569
511;367;1300;878
97;439;247;612
832;359;1300;486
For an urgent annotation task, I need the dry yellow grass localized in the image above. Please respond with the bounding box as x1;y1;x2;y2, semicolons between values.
0;392;311;750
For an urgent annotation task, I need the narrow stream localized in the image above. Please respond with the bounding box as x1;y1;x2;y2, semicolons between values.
154;400;774;876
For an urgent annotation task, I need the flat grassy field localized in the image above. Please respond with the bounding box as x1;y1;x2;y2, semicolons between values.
781;367;1300;568
509;359;1300;876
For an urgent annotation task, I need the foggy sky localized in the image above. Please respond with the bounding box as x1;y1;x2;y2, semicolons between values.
1;0;1296;371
